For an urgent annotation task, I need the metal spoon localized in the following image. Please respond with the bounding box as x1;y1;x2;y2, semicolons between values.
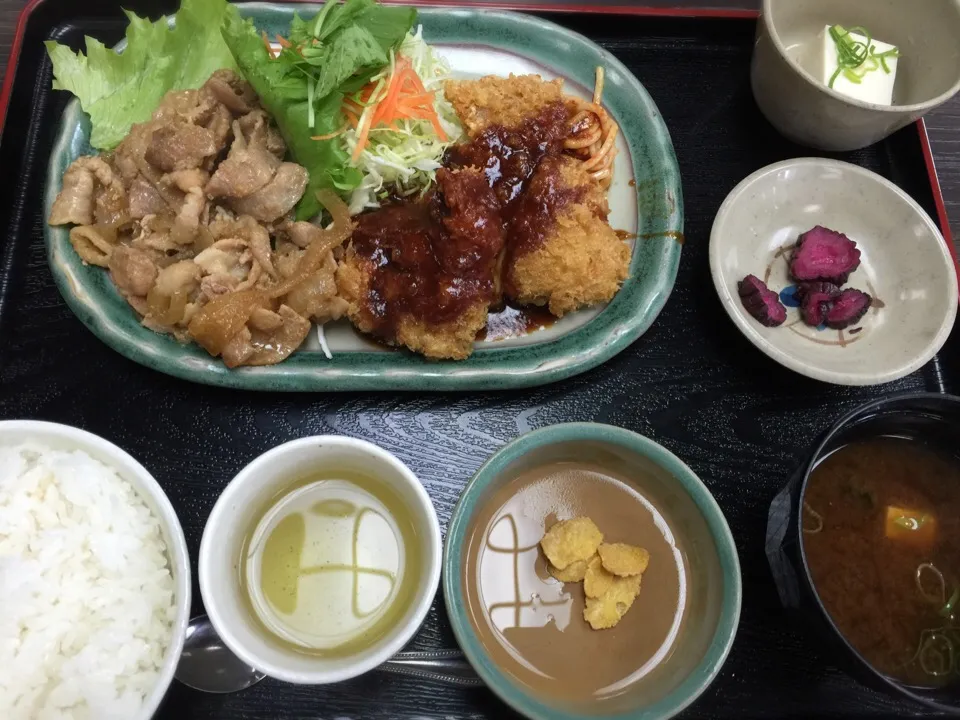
175;615;266;693
378;648;483;687
175;615;483;693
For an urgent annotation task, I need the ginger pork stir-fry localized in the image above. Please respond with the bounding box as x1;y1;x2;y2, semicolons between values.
49;70;352;368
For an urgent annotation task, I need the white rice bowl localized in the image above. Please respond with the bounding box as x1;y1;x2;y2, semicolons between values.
0;421;190;720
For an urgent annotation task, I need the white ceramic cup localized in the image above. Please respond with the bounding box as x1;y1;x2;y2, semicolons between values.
199;435;441;685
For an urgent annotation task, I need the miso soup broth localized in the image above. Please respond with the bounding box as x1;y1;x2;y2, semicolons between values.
802;437;960;688
239;469;421;656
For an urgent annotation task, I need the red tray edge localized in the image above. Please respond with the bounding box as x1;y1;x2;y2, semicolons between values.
3;0;954;269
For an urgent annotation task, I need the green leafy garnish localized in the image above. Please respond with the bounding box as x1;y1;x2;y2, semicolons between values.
827;24;900;90
221;0;415;220
44;0;237;150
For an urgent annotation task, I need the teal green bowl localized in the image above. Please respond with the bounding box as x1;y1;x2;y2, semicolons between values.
443;423;741;720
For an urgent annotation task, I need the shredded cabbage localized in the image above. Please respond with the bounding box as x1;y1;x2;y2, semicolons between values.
345;27;463;214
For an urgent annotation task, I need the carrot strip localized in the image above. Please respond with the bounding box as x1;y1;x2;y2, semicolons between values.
395;93;435;108
372;56;410;126
261;31;276;59
427;115;448;142
358;82;379;104
403;68;428;95
352;110;373;163
275;34;292;49
343;108;360;129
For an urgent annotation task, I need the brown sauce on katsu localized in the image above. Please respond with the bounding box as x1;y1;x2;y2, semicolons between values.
350;168;504;339
505;154;587;263
350;100;591;344
445;100;585;264
445;101;570;210
480;303;557;342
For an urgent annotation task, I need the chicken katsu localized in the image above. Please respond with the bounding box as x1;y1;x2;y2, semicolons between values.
340;72;631;357
337;167;504;360
444;75;629;317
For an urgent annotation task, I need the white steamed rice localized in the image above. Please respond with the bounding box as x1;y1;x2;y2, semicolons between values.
0;442;176;720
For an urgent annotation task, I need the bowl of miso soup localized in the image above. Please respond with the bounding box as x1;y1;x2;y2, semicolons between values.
786;393;960;711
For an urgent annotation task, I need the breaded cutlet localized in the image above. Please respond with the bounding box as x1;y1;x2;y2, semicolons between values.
337;253;489;360
337;167;504;361
444;74;567;136
505;155;630;317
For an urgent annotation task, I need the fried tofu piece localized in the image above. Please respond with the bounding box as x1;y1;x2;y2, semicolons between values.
583;554;615;599
539;517;603;570
506;156;630;316
583;571;642;630
444;74;566;136
598;542;650;577
549;557;589;583
583;595;621;630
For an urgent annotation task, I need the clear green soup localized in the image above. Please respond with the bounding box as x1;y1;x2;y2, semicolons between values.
239;469;421;656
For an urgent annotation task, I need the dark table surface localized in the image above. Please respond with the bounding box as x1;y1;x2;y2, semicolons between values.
2;2;959;720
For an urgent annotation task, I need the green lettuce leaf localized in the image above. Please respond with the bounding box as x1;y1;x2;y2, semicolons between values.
312;25;387;99
356;3;419;52
220;0;415;220
221;7;363;221
45;0;237;150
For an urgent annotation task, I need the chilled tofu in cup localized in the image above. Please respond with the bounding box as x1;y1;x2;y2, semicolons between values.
751;0;960;151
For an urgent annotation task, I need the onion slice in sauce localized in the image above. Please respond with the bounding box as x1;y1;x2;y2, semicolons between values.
188;192;353;359
147;287;190;327
188;289;267;357
270;190;354;299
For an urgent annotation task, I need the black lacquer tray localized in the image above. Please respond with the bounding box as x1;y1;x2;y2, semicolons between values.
0;2;957;718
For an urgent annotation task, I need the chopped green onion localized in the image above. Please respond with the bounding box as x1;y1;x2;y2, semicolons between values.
917;563;948;605
827;24;900;89
919;632;956;677
942;587;960;619
802;501;824;534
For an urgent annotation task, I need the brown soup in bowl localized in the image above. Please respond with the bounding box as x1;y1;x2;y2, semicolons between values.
802;437;960;688
444;424;742;720
463;460;687;703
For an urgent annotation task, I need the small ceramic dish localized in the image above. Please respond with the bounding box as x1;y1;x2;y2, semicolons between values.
0;420;191;720
710;157;958;386
199;435;441;685
443;423;741;720
751;0;960;151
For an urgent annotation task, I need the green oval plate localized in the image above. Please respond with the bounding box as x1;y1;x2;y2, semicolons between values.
44;5;683;392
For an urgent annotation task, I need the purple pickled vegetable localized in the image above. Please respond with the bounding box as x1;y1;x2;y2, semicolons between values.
738;274;786;327
789;226;861;284
797;282;841;327
825;288;872;329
